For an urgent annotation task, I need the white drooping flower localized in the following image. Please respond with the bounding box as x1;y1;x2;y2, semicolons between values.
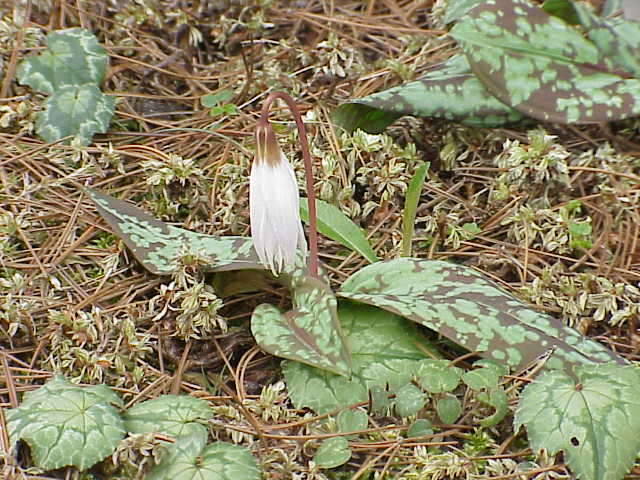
250;121;307;274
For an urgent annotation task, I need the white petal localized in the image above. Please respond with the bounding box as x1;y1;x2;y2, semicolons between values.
250;152;306;274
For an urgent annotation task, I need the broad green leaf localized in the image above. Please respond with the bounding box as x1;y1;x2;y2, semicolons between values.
407;419;434;438
337;409;368;436
284;301;439;414
17;28;108;95
436;394;462;424
147;434;260;480
35;84;115;145
462;367;500;391
395;383;427;417
401;163;429;257
415;359;462;394
339;258;625;371
123;394;212;439
86;189;262;275
450;0;640;124
251;275;351;376
300;197;378;263
574;3;640;77
332;54;524;134
476;387;508;427
542;0;579;24
6;376;124;470
314;437;351;469
515;363;640;480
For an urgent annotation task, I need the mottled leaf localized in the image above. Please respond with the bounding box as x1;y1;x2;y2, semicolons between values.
252;275;351;376
300;197;378;263
339;258;625;371
6;376;125;470
332;54;524;134
147;433;260;480
574;3;640;77
337;409;368;436
436;394;462;424
123;394;212;439
443;0;485;24
35;84;115;145
450;0;640;124
314;437;351;469
462;367;500;391
85;189;262;275
284;301;439;414
415;359;462;394
395;383;427;417
401;162;429;257
17;28;108;95
515;363;640;480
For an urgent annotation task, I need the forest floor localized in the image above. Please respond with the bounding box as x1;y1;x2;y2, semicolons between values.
1;1;639;479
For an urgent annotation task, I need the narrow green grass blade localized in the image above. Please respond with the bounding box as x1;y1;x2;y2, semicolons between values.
401;163;429;257
300;197;378;263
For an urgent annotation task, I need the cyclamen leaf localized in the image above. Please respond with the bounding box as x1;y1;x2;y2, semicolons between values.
515;363;640;480
85;189;261;275
6;376;125;470
251;275;352;376
450;0;640;124
314;437;351;469
300;197;378;263
36;84;115;145
436;394;462;424
332;54;524;134
415;359;462;394
123;395;212;439
147;433;260;480
338;258;625;371
284;301;439;414
17;28;108;95
443;0;485;24
394;383;427;417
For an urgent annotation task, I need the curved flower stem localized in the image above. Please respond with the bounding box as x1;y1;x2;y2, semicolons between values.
259;91;319;278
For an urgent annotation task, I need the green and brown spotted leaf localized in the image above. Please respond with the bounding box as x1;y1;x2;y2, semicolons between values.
284;301;442;414
339;258;625;371
332;54;525;134
450;0;640;124
515;363;640;480
85;189;262;275
251;275;351;376
574;3;640;77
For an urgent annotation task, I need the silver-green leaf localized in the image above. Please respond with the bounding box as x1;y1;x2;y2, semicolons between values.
515;363;640;480
6;375;125;471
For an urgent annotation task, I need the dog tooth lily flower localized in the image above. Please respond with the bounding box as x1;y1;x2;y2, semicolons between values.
250;119;307;275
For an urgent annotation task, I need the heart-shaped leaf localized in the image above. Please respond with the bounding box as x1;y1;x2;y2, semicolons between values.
251;275;351;376
123;395;212;439
450;0;640;124
35;84;115;145
86;189;262;275
339;258;625;371
17;28;108;95
332;54;524;134
515;363;640;480
147;433;260;480
313;437;351;469
6;376;125;471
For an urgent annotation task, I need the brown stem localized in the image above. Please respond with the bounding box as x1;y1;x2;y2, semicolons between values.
259;91;319;278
